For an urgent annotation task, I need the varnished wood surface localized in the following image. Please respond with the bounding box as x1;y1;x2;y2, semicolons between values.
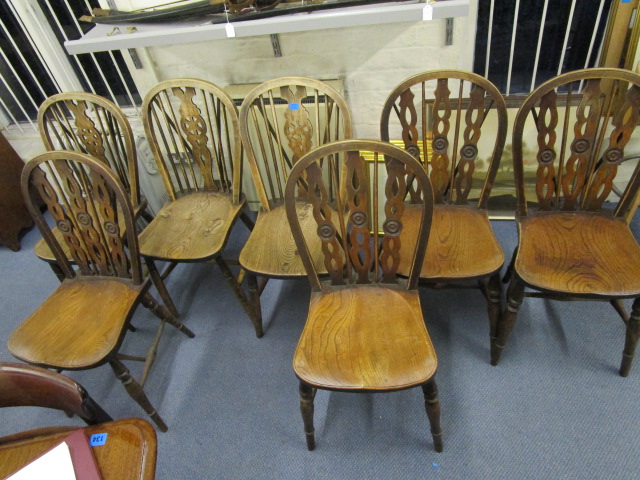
239;203;336;277
398;204;504;280
294;285;437;391
0;418;156;480
8;277;142;369
0;132;32;251
516;213;640;296
139;192;244;261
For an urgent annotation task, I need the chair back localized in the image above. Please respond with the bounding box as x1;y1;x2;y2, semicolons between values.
0;362;111;426
512;68;640;219
285;139;433;291
38;92;140;208
380;70;507;208
22;150;142;284
240;77;353;211
142;78;243;204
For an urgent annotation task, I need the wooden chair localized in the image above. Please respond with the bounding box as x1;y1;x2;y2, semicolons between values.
36;92;153;280
380;70;507;355
492;68;640;376
0;362;111;444
10;151;195;431
140;78;256;327
285;139;442;452
239;77;352;337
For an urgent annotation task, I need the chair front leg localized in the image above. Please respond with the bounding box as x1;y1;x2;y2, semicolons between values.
246;272;264;338
145;257;179;318
421;379;443;452
620;297;640;377
486;272;503;350
491;275;525;366
109;359;168;432
299;381;316;451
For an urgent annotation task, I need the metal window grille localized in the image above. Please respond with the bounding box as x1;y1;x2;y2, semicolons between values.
0;0;140;131
474;0;612;95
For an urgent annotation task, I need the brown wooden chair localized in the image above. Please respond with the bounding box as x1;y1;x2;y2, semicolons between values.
239;77;353;337
10;151;195;432
380;70;508;355
492;68;640;376
139;78;256;327
0;362;111;444
36;92;153;279
285;139;442;452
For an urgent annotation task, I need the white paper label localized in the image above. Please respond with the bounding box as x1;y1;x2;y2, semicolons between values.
423;4;433;21
225;22;236;38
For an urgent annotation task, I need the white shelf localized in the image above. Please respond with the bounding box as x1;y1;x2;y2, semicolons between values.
65;0;469;54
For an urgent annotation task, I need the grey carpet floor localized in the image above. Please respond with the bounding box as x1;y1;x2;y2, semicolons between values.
1;217;639;479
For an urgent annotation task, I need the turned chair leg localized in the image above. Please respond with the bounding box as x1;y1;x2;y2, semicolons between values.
141;293;195;338
299;381;316;451
145;257;179;318
491;275;525;366
486;272;503;352
216;258;264;338
48;261;66;282
246;272;264;338
620;297;640;377
422;379;443;452
109;359;168;432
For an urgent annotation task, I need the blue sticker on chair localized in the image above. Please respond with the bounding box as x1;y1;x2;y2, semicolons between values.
622;0;631;3
289;103;300;110
90;433;108;446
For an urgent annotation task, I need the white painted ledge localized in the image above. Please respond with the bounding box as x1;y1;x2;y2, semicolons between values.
65;0;469;54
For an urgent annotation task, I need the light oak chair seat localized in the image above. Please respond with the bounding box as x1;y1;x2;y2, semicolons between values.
516;213;640;296
294;286;437;390
239;203;336;277
8;277;141;369
139;192;245;262
399;205;504;280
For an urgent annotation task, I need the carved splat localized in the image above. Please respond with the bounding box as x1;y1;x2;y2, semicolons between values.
535;90;559;210
560;80;602;210
430;79;452;203
31;160;130;279
379;157;407;283
454;85;485;204
345;151;372;284
65;100;106;162
171;86;217;191
305;160;344;285
585;84;640;210
281;85;313;164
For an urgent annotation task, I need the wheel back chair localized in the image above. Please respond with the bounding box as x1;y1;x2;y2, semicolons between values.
36;92;153;280
140;79;256;327
238;77;352;337
10;151;195;431
380;70;508;357
285;139;442;452
492;68;640;377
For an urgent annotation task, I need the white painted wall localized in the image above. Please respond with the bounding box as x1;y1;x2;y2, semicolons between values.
109;0;477;137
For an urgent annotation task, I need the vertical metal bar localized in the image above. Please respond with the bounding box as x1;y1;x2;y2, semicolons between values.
0;73;38;131
505;0;521;96
530;0;549;92
584;0;606;70
0;97;24;132
557;0;577;76
0;36;47;105
0;9;60;93
484;0;495;79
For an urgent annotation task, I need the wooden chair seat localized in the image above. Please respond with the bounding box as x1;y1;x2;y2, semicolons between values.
516;213;640;297
8;277;141;369
239;203;335;277
139;191;245;262
294;285;437;391
398;205;504;280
